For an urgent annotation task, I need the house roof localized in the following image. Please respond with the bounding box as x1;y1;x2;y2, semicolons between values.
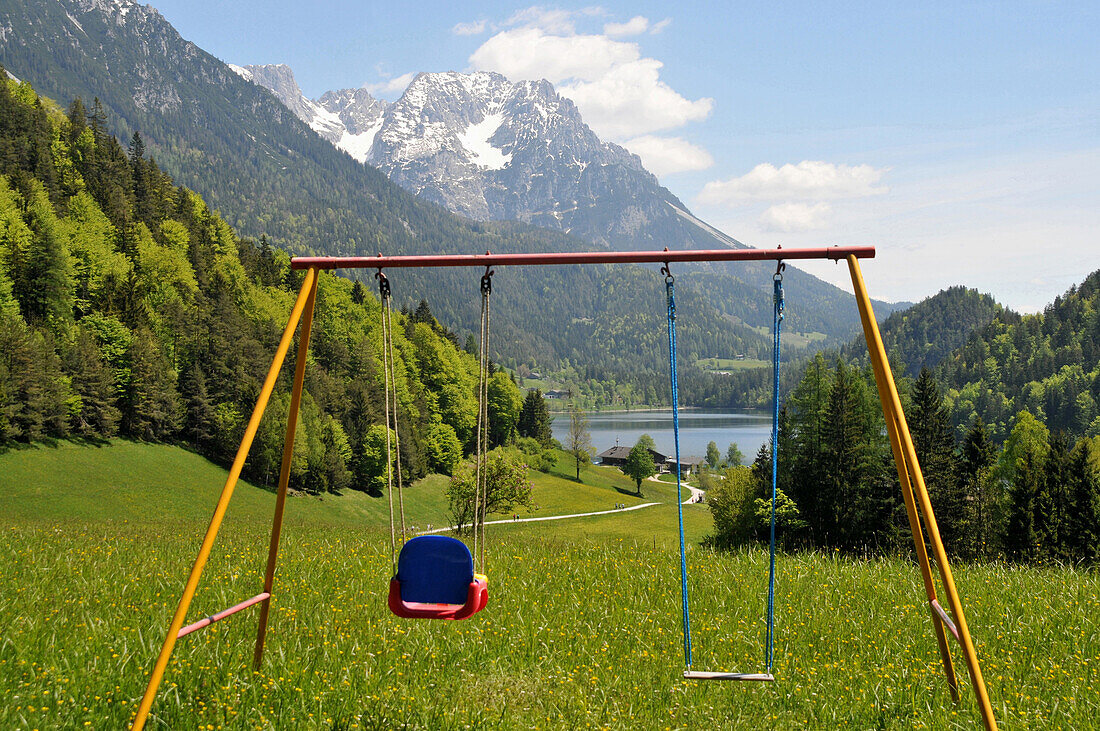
597;446;668;461
597;446;632;460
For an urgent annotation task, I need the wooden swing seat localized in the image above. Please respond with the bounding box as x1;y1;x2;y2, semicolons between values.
684;670;775;682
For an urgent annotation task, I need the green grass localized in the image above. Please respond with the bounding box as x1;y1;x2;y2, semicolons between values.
1;441;1097;729
694;357;770;371
745;326;829;351
0;441;665;532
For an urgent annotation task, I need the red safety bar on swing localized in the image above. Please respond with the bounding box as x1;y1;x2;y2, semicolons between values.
387;575;488;620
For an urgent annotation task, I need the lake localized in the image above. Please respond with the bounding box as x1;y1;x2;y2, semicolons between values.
550;409;773;464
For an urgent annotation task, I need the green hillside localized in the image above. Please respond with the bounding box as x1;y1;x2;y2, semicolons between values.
0;439;710;541
0;0;905;407
937;270;1100;438
841;285;1004;377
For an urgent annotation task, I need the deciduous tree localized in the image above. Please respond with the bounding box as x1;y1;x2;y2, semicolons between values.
566;404;592;481
447;449;533;534
623;440;656;496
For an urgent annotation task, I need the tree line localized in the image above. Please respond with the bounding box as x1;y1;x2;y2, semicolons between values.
708;356;1100;566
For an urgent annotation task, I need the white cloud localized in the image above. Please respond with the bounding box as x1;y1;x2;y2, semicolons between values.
621;135;714;176
502;6;584;34
698;161;888;206
650;18;671;34
364;71;416;97
470;27;636;84
468;23;712;140
604;15;648;37
559;59;712;139
452;20;486;36
759;202;832;232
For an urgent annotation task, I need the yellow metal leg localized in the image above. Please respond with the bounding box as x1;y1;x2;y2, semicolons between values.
847;256;997;730
254;268;319;668
131;268;318;731
888;411;961;702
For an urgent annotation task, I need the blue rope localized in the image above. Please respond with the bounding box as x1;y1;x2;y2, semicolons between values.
766;271;784;672
666;272;692;668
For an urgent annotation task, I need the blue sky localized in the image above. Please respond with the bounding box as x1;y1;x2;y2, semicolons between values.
151;1;1099;311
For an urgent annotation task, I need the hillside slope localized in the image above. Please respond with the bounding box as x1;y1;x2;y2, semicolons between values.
937;270;1100;437
0;0;901;386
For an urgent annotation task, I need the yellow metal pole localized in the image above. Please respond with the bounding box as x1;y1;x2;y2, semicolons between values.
853;273;958;698
253;268;319;668
131;268;318;731
886;405;961;701
847;255;997;730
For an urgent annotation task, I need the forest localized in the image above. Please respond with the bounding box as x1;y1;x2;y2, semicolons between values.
707;356;1100;565
0;73;527;493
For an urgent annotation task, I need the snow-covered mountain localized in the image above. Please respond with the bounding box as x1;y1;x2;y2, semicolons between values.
231;64;385;162
234;65;721;250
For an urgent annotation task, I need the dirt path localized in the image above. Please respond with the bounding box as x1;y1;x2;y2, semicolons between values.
646;474;705;504
417;501;661;534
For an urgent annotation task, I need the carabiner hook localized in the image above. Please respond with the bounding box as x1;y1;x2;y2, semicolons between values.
480;265;494;296
375;269;391;299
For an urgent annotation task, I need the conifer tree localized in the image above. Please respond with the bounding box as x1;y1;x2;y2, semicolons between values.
1036;432;1075;561
123;329;179;440
517;388;552;446
788;353;831;542
180;364;216;455
64;329;120;437
949;417;995;558
15;183;74;328
1066;438;1100;563
1004;450;1041;561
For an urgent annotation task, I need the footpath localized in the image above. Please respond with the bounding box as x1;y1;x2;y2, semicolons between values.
418;500;661;534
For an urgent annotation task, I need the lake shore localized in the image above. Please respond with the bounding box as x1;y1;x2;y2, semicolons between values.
551;408;774;461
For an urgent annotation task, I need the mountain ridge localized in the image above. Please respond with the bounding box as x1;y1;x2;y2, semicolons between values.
234;63;717;252
0;0;904;404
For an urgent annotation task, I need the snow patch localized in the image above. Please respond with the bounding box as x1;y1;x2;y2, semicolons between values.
336;117;383;163
228;64;253;82
308;103;343;135
65;11;85;32
457;113;510;170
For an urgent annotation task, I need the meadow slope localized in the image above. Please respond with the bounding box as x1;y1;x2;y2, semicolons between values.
1;441;1097;729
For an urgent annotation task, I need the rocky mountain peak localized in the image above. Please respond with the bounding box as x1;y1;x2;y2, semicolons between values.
237;65;707;248
317;88;386;135
236;64;314;122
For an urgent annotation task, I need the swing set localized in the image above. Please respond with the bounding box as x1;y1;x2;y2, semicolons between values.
130;245;998;731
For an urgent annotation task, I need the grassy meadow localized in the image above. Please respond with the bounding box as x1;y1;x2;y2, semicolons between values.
1;440;1098;729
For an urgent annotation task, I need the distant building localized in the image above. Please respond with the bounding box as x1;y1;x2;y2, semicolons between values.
545;389;571;400
597;445;668;472
666;456;705;476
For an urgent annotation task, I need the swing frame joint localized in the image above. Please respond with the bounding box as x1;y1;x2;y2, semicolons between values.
375;269;391;299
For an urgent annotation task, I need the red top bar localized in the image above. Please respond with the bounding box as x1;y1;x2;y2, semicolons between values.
290;245;874;270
